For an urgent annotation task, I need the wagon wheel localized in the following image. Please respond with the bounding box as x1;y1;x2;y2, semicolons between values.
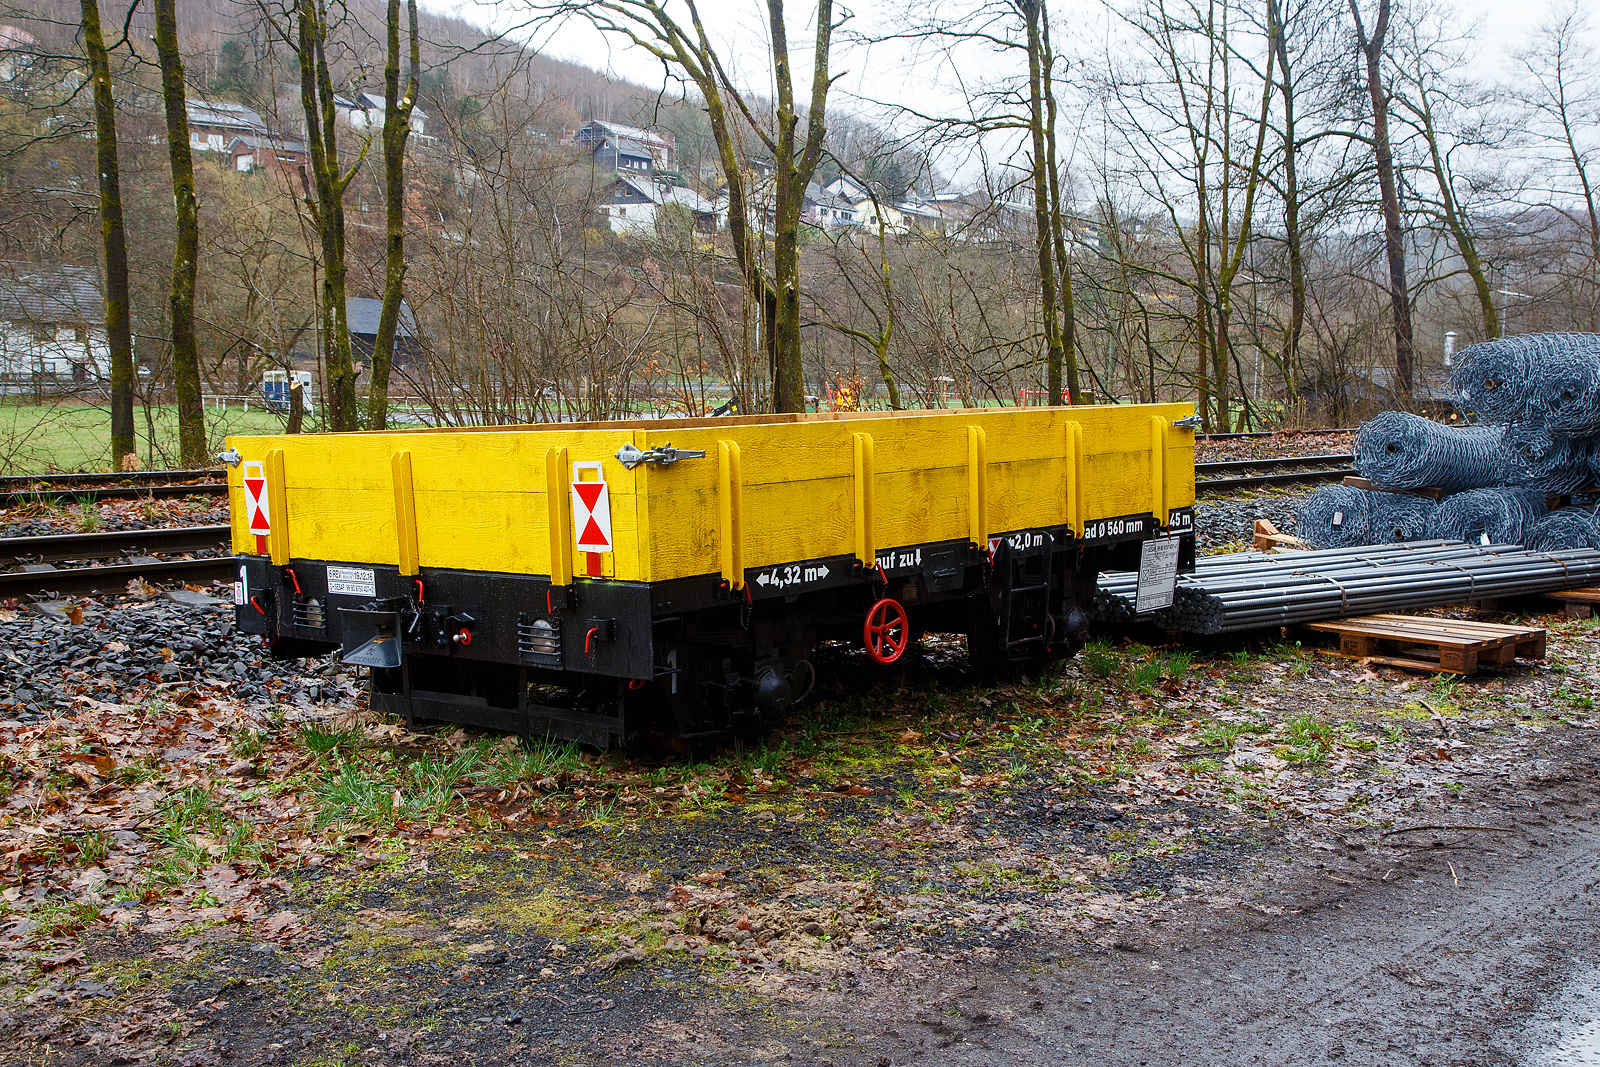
863;597;910;665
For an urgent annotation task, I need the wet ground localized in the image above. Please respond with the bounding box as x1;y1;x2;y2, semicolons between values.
4;599;1599;1065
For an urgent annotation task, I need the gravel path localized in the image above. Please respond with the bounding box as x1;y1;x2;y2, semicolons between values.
1194;487;1316;553
0;590;350;724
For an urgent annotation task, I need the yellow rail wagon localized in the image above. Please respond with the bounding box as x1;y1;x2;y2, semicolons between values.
223;405;1198;746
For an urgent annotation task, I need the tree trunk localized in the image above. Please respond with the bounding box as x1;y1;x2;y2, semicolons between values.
1267;0;1305;401
297;0;361;431
1019;0;1064;405
154;0;205;466
80;0;134;470
1352;0;1415;407
1038;3;1080;403
765;0;834;413
369;0;420;431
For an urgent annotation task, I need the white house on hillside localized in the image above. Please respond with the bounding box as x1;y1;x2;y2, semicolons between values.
598;175;718;235
0;263;109;393
340;91;430;139
823;176;909;235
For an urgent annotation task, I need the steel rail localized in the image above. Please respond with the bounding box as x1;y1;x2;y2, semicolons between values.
1196;468;1358;494
0;483;227;506
0;525;230;565
1195;453;1355;474
0;557;237;597
0;468;222;490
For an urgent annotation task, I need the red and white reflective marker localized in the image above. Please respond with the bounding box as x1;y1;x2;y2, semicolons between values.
243;460;270;555
571;462;612;577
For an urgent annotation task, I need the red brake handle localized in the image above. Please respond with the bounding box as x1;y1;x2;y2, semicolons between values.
284;567;302;596
584;627;599;654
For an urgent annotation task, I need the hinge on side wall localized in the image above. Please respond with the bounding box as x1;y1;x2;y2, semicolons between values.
615;443;707;468
1172;415;1203;430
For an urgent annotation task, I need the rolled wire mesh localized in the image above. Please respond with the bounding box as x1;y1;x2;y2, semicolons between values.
1368;493;1437;542
1295;485;1373;549
1524;508;1600;552
1500;421;1595;493
1354;411;1508;490
1527;333;1600;436
1424;487;1548;545
1449;336;1539;422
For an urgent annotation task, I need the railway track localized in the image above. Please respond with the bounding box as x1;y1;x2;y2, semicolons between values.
0;524;234;596
1195;453;1357;494
1195;428;1356;440
0;469;226;506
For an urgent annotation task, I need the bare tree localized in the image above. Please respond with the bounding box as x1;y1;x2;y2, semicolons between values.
79;0;135;468
368;0;420;430
1350;0;1414;406
153;0;205;466
540;0;841;413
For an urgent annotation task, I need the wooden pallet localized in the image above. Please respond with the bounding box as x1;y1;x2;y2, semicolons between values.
1300;614;1546;675
1541;586;1600;619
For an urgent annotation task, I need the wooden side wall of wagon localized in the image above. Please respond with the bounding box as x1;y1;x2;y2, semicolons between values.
223;405;1198;747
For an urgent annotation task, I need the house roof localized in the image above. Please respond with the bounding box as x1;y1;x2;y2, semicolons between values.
0;262;101;324
0;24;39;50
346;297;417;338
349;90;430;121
608;176;714;214
187;100;264;132
227;134;309;156
611;139;655;160
579;120;672;150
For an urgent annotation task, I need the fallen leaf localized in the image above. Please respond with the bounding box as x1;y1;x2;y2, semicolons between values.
64;604;84;625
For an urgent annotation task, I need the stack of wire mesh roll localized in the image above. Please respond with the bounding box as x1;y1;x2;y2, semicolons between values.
1297;484;1435;549
1297;334;1600;551
1449;332;1600;487
1095;540;1600;634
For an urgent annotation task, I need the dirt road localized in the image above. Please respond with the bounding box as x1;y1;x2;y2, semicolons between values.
852;733;1600;1066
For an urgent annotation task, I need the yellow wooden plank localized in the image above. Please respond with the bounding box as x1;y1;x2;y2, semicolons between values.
392;450;420;577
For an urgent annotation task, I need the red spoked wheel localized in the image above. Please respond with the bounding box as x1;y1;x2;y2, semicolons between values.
864;597;910;665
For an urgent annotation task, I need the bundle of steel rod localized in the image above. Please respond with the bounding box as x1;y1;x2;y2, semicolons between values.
1095;540;1600;634
1355;411;1509;490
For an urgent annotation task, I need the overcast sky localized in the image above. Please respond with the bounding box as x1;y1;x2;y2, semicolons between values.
433;0;1589;186
439;0;1568;95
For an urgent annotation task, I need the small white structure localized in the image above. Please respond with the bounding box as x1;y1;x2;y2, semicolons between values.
340;92;429;139
598;176;718;235
823;177;908;234
0;263;109;393
187;100;265;153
